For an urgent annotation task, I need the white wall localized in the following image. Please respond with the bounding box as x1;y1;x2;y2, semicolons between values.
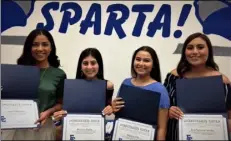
1;1;231;97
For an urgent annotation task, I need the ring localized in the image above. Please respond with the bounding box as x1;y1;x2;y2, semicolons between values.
51;116;55;121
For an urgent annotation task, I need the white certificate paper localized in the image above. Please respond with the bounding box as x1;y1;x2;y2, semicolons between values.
1;100;39;129
62;114;104;140
112;118;155;140
179;114;229;140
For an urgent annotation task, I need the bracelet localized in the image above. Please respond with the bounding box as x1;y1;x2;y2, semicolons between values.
51;116;62;126
54;120;62;126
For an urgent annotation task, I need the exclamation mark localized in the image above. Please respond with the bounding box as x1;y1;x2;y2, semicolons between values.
174;4;192;38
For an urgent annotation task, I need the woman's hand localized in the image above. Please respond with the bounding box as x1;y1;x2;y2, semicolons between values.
168;106;184;120
34;109;52;127
52;110;67;121
102;105;113;115
111;97;125;113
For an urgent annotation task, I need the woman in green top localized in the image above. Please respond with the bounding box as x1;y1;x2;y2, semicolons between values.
1;29;66;140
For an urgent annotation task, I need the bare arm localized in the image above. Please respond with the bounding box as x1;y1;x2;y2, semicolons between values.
222;75;231;132
156;108;168;140
35;98;63;125
228;110;231;132
102;81;114;115
47;98;63;116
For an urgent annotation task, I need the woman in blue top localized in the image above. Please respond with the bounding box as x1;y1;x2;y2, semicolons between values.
112;46;170;140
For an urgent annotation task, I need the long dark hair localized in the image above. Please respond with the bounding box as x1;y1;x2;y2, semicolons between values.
177;32;219;77
76;48;104;79
17;29;60;67
131;46;162;82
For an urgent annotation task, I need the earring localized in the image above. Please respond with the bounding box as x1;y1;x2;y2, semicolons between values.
97;72;100;77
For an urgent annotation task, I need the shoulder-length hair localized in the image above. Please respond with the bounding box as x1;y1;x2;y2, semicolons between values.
131;46;162;82
177;32;218;77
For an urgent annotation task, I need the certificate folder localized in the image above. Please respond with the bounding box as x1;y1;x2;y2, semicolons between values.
176;75;226;113
115;84;160;126
62;79;106;140
63;79;106;114
1;64;40;100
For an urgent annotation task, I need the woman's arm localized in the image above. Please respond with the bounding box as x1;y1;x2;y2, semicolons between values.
222;74;231;132
226;83;231;132
228;110;231;132
156;83;171;140
102;80;114;115
156;108;168;140
36;73;66;125
35;101;63;126
47;99;63;115
106;80;114;106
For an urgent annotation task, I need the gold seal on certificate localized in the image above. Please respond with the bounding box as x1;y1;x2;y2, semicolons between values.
1;100;39;129
62;114;105;140
179;114;229;140
112;118;155;140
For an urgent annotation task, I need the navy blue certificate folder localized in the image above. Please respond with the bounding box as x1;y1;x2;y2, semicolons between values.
63;79;106;114
115;84;160;126
1;64;40;100
176;75;226;113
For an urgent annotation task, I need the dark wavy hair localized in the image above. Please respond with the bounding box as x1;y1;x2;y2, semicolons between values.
76;48;104;79
177;32;219;77
17;29;60;67
131;46;162;82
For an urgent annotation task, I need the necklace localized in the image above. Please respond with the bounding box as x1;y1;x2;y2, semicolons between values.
40;67;48;81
